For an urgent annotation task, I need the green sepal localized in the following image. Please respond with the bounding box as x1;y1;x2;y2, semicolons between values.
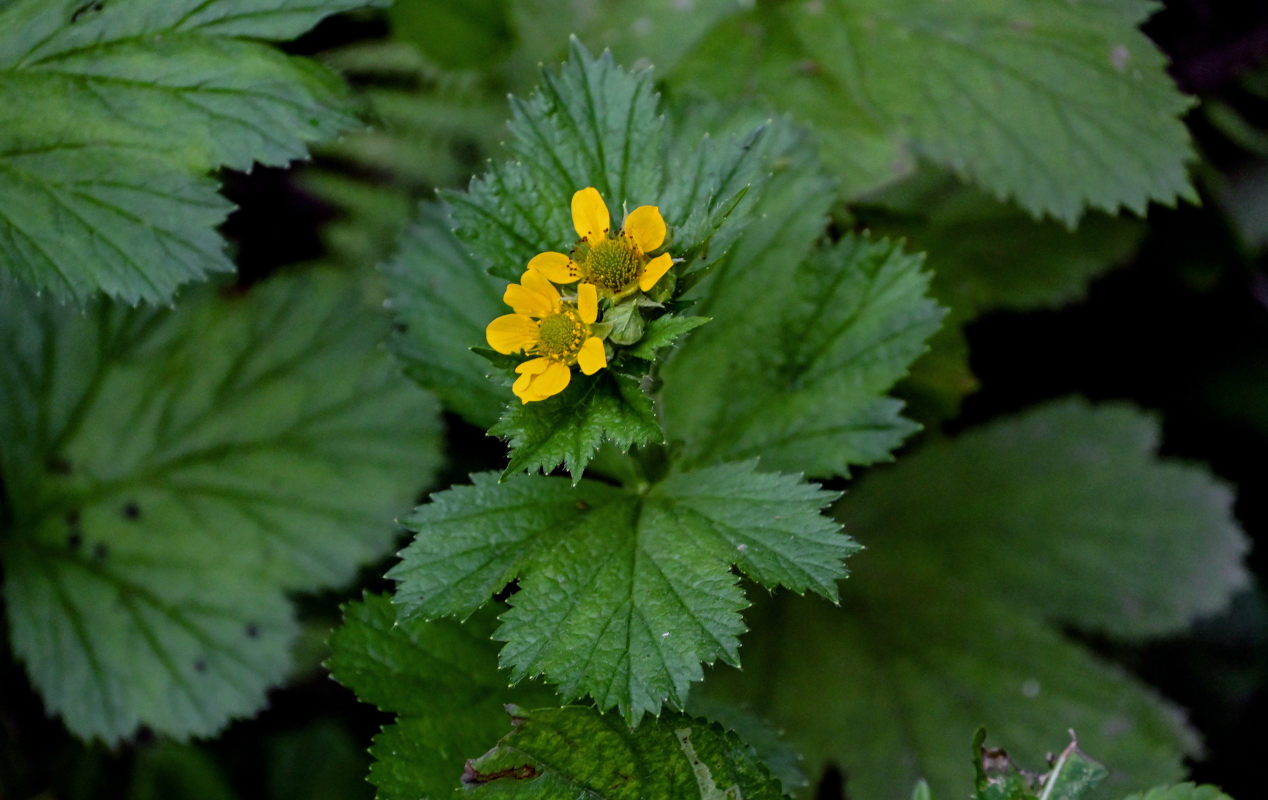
605;301;648;346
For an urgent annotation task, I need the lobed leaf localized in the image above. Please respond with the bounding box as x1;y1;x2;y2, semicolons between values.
0;0;382;303
389;461;853;722
672;0;1197;222
702;399;1249;800
667;230;945;477
0;270;441;742
460;706;787;799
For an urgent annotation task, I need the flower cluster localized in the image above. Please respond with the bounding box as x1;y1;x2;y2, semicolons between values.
486;187;674;403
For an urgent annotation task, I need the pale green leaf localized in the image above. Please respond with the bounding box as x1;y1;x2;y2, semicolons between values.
671;0;1196;222
326;594;556;800
703;591;1197;800
787;0;1196;223
844;398;1250;639
671;9;910;199
460;706;786;799
0;270;441;742
509;0;747;79
0;0;381;303
389;461;852;722
702;399;1249;800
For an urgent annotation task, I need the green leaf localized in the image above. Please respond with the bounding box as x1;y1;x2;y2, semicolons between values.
858;172;1146;318
702;399;1248;800
672;9;909;200
0;0;382;304
385;201;509;429
673;0;1196;222
847;398;1250;639
489;371;663;481
667;232;944;477
327;594;556;800
1117;785;1235;800
685;695;809;795
799;0;1196;223
973;731;1108;800
0;270;441;743
460;706;786;799
389;461;853;722
626;314;711;360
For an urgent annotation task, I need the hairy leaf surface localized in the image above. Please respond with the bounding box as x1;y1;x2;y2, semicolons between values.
390;461;853;722
674;0;1196;221
0;271;440;742
0;0;382;303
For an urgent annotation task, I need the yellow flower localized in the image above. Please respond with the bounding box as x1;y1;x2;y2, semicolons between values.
527;187;674;296
485;269;608;403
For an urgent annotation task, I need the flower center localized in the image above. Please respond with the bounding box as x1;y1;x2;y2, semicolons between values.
580;237;642;291
536;306;587;362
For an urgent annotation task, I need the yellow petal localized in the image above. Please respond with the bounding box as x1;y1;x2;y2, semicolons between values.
572;186;609;241
520;268;561;306
638;253;674;292
504;282;554;317
518;359;572;402
528;251;580;284
577;282;598;324
515;356;552;375
486;314;539;354
577;337;607;375
624;205;665;252
512;371;534;402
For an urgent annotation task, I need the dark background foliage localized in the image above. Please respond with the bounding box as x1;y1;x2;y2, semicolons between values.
2;1;1265;799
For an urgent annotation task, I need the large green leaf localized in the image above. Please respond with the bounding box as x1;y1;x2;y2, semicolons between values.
389;461;854;722
702;399;1247;800
327;593;557;800
0;270;441;742
0;0;384;303
673;0;1196;222
460;706;786;799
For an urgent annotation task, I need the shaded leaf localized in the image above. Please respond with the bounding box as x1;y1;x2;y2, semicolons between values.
460;705;786;799
701;399;1248;800
385;201;508;429
0;270;441;742
327;594;556;800
0;0;384;303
